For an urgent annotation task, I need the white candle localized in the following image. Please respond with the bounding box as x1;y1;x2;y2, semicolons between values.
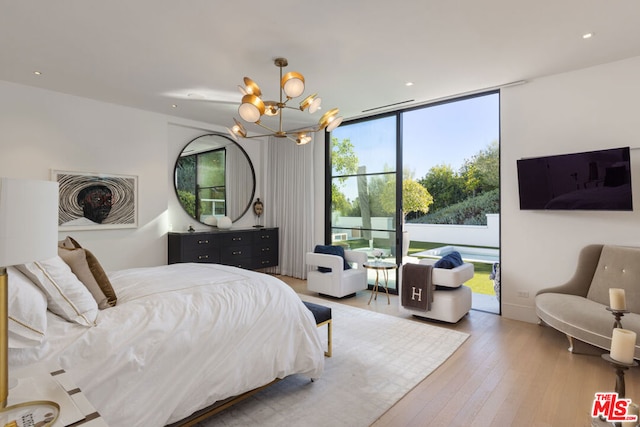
611;328;637;364
610;288;627;310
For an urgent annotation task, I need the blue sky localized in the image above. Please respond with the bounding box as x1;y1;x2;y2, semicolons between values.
331;93;499;202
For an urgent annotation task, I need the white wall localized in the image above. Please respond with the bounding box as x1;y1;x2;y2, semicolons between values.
0;81;262;270
500;55;640;322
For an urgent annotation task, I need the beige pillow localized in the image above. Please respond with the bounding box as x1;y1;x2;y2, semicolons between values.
59;236;117;307
17;256;98;327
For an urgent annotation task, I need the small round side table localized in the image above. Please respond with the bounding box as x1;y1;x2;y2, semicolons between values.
363;261;397;305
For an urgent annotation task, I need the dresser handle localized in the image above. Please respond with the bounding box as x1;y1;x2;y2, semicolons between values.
232;237;242;241
232;250;242;255
198;255;209;260
262;260;270;265
262;248;270;252
261;235;270;239
198;240;209;244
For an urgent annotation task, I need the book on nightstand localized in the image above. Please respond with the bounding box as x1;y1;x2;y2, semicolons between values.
3;362;95;427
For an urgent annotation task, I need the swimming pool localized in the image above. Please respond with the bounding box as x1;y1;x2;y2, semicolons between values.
414;245;500;264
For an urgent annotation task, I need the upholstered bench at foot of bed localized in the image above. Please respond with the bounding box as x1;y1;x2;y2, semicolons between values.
303;301;332;357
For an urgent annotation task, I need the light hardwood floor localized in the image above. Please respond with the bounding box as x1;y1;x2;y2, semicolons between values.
279;275;640;427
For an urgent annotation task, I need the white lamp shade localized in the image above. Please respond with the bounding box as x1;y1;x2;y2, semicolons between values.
282;72;305;98
308;97;322;114
0;178;59;266
239;102;261;123
326;115;343;132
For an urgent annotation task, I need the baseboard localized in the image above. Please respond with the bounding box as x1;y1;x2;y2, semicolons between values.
501;302;538;324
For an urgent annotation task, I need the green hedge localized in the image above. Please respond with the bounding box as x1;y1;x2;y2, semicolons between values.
409;188;499;225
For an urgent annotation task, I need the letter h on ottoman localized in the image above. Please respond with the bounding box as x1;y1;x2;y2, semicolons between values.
303;301;332;357
399;258;474;323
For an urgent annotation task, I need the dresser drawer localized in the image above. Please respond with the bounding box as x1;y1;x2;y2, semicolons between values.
253;228;278;244
168;233;220;264
252;229;279;269
220;244;253;268
217;231;252;247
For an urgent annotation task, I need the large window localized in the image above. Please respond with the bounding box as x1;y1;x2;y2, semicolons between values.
327;92;500;307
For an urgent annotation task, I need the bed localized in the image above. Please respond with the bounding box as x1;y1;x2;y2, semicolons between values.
8;247;325;426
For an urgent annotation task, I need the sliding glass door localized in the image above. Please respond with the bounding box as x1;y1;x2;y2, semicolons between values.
326;91;500;310
327;114;400;291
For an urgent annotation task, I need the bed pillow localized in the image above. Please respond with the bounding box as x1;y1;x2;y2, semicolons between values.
7;266;48;348
16;256;98;327
314;245;351;273
433;251;464;269
58;236;117;308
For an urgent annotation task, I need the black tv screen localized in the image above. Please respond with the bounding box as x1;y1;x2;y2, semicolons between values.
517;147;633;211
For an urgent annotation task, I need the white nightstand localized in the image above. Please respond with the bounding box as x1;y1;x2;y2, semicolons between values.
6;361;108;426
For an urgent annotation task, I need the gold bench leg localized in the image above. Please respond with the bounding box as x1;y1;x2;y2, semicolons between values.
317;319;332;357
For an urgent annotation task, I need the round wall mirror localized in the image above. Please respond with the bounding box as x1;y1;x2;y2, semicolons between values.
174;133;256;224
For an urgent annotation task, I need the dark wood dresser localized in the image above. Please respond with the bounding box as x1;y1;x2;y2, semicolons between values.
168;227;279;270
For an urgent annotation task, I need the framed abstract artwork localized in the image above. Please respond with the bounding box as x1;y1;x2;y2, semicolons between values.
52;170;138;231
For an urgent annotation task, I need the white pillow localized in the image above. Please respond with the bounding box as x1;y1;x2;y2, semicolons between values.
7;266;48;348
17;256;98;327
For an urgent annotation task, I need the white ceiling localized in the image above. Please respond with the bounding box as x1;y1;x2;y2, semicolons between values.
2;1;640;133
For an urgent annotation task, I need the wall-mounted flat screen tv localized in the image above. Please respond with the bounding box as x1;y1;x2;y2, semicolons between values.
517;147;633;211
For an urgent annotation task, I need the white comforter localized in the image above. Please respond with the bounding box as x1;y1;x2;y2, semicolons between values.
9;263;324;426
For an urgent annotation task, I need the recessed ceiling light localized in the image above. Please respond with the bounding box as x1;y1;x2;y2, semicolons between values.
405;82;414;87
187;92;206;99
33;71;42;75
171;104;178;108
582;33;594;39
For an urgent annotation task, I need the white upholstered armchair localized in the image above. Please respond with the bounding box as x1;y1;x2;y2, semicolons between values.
306;249;368;298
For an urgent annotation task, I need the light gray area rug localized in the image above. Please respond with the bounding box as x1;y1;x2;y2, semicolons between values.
199;295;469;427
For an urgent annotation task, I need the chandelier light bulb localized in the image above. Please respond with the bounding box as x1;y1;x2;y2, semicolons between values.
309;97;322;114
282;71;305;98
239;94;265;123
296;133;312;145
299;94;322;114
243;77;262;97
264;101;279;116
326;115;343;132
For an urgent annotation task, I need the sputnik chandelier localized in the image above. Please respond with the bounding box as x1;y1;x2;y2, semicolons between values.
228;57;342;145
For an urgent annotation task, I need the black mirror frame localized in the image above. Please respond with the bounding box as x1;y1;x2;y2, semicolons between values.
173;132;256;224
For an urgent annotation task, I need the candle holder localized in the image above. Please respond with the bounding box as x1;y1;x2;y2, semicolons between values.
601;354;638;399
607;307;629;329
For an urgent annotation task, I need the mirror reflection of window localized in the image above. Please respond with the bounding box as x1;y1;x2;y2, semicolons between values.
196;149;226;220
174;133;256;224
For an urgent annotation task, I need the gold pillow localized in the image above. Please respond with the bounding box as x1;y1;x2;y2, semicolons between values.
58;236;117;308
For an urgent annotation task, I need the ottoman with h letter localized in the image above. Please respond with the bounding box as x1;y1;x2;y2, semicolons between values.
399;258;474;323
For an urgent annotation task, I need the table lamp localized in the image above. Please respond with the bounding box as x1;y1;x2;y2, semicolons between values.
0;177;59;409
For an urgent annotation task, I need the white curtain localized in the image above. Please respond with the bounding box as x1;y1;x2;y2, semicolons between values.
264;135;315;278
226;145;252;220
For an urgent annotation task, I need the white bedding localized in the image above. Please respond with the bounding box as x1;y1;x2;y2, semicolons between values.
9;263;324;426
